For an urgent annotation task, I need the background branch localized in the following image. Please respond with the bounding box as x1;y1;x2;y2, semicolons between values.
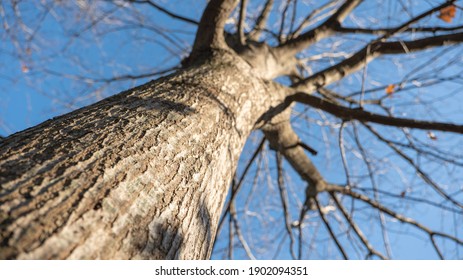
129;0;199;25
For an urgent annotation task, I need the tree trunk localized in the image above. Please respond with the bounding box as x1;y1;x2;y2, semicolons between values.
0;52;277;259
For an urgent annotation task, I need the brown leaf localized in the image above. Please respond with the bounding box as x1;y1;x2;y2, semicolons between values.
438;5;456;23
21;64;29;73
385;84;395;95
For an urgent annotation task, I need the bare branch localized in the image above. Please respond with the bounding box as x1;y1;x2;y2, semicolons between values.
294;32;463;92
297;142;318;155
325;184;463;251
363;123;463;209
352;123;392;257
217;137;266;232
318;86;381;106
230;202;256;259
191;0;239;55
278;0;292;43
288;92;463;134
314;197;349;259
277;0;363;55
288;0;298;38
248;0;274;41
330;193;388;259
431;235;445;260
237;0;248;45
356;187;461;214
291;0;340;39
262;109;326;194
365;130;463;167
228;207;234;259
338;122;351;186
374;0;457;42
335;25;463;35
278;0;455;55
326;0;363;23
275;151;297;259
262;104;461;258
129;0;199;25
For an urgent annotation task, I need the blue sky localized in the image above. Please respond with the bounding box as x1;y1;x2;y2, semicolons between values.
1;0;462;259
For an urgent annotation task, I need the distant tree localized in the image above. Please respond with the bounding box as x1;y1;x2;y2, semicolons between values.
0;0;462;259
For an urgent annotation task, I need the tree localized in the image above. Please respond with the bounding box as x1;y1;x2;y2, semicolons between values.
0;0;462;259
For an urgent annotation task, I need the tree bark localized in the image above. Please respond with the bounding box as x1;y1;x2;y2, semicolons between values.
0;52;279;259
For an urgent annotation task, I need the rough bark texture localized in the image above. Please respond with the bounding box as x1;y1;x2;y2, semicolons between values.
0;51;280;259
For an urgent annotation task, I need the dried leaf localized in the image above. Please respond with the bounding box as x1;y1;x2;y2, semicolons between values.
21;64;29;73
385;84;395;95
438;5;456;23
427;131;437;141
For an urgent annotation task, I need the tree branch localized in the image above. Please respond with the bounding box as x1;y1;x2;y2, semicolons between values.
325;184;463;250
288;92;463;134
248;0;274;41
275;151;297;259
326;0;363;23
217;137;265;236
330;193;388;259
294;32;463;92
278;0;292;43
314;197;349;259
261;97;462;259
130;0;199;25
230;202;256;259
290;0;340;39
237;0;248;45
261;109;327;195
335;25;463;35
374;0;456;42
356;187;461;214
276;1;459;88
217;137;266;233
261;104;462;257
363;123;463;209
288;0;456;50
277;0;363;55
352;122;392;257
191;0;239;55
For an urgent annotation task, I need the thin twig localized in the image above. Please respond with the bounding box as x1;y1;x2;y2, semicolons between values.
130;0;199;25
352;123;392;257
217;137;266;233
238;0;248;45
330;193;388;259
325;184;463;249
314;197;349;259
230;202;256;259
363;123;463;209
276;151;297;259
338;122;351;187
248;0;274;41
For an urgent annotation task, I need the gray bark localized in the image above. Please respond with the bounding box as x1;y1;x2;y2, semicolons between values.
0;51;281;259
